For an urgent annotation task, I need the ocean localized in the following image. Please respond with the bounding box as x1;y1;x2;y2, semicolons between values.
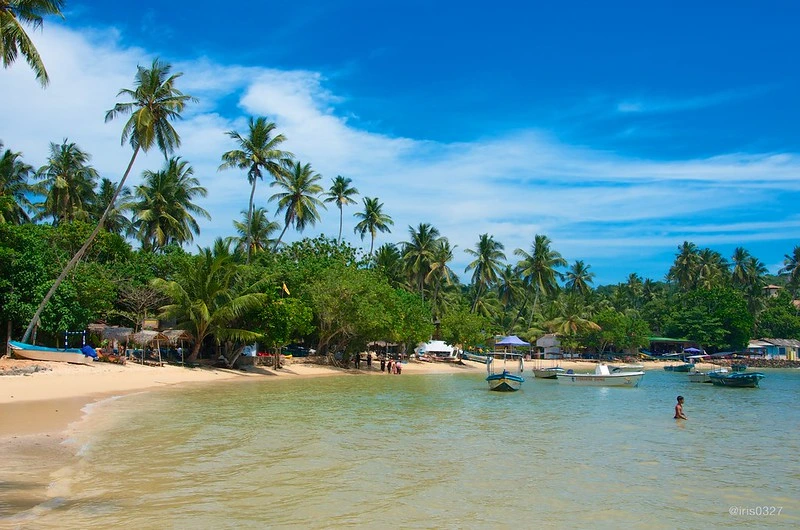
6;368;800;528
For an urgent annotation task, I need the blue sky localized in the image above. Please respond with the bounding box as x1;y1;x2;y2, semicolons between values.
2;0;798;285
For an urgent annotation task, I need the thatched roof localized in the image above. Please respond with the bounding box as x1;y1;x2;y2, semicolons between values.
130;330;169;345
162;329;194;344
87;323;134;343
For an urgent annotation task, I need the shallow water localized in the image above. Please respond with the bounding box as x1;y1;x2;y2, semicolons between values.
7;369;800;528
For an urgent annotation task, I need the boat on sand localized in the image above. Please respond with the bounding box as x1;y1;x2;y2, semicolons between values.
556;363;644;387
8;340;95;365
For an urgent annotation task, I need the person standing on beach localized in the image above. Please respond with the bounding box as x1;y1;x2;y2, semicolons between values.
674;396;687;419
387;359;393;374
380;356;386;372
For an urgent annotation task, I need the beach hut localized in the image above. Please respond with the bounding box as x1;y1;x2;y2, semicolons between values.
130;330;169;366
162;329;194;364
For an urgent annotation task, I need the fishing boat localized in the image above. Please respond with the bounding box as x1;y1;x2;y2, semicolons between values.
609;363;644;373
708;370;765;388
532;366;565;379
7;340;95;365
416;340;459;363
687;367;727;383
556;363;644;387
486;352;525;391
664;363;694;372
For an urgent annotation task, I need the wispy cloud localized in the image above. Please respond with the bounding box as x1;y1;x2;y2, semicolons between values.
616;86;774;114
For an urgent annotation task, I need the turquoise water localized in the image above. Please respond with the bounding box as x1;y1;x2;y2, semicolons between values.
13;369;800;528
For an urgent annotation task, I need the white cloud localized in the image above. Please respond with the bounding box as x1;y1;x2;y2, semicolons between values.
2;23;798;283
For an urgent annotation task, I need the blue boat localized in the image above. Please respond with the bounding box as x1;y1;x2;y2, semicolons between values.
8;340;95;365
708;370;765;388
485;352;525;391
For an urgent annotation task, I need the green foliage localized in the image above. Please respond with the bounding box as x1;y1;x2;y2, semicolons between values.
440;305;488;348
757;290;800;338
664;287;753;352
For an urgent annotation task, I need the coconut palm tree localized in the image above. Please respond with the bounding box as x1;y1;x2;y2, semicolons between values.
779;245;800;294
324;175;359;244
0;0;64;86
269;161;325;250
353;196;393;256
696;248;728;289
90;177;133;238
372;243;404;287
151;247;268;362
0;141;34;224
730;247;752;288
426;239;457;320
232;207;279;256
564;260;595;297
23;59;194;342
131;157;210;252
33;139;98;225
667;241;700;291
219;117;291;263
402;223;441;300
465;233;506;313
514;234;566;324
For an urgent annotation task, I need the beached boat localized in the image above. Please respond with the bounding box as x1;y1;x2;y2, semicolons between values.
7;340;95;365
486;352;525;391
687;367;727;383
416;340;459;362
708;370;765;388
532;366;565;379
664;363;694;372
556;363;644;387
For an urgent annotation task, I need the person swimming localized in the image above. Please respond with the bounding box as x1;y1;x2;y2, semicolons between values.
674;395;687;419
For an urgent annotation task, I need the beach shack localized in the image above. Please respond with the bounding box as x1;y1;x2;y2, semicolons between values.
536;334;562;359
747;338;800;360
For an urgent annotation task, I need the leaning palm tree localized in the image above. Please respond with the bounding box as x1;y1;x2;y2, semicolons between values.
219;117;291;263
232;207;279;256
0;0;64;86
353;196;393;256
131;157;210;252
564;260;595;297
324;175;359;244
33;139;98;225
0;141;34;224
23;59;194;342
465;233;506;313
269;161;325;250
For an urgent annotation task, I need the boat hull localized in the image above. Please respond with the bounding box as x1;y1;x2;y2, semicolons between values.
8;341;94;365
533;367;564;379
708;372;764;388
664;364;693;372
557;371;644;387
486;372;524;392
687;372;711;383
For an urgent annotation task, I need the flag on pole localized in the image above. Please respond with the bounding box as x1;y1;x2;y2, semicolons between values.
282;282;290;295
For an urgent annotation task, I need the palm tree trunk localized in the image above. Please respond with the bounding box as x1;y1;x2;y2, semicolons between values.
338;206;343;243
245;178;256;264
273;222;290;252
22;146;141;343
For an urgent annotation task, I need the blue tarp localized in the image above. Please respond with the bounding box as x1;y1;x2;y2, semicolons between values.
80;345;98;358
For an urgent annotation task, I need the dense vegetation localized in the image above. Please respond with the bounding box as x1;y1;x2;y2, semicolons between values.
2;12;799;362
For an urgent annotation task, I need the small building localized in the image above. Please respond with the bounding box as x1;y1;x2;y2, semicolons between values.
536;333;562;359
749;338;800;360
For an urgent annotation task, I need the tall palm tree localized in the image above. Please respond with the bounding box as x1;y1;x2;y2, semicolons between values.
402;223;441;300
0;0;64;86
667;241;700;290
324;175;359;244
90;177;133;238
219;117;291;262
514;234;566;325
0;141;34;224
131;157;210;252
151;248;268;362
564;260;595;296
779;245;800;294
696;248;728;289
232;207;279;256
730;247;752;288
465;233;506;312
23;59;194;342
353;196;393;256
33;139;98;225
426;239;457;320
269;161;325;250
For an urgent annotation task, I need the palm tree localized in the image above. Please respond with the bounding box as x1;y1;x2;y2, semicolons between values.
0;0;64;86
730;247;752;288
353;196;393;256
465;233;506;312
426;239;457;320
402;223;441;300
324;175;359;244
90;177;133;238
151;248;268;362
219;117;291;263
232;207;279;256
564;260;595;296
514;234;566;325
696;248;728;289
269;161;325;250
779;245;800;294
667;241;700;290
23;59;194;342
33;139;98;225
372;243;404;287
131;157;210;252
0;141;34;224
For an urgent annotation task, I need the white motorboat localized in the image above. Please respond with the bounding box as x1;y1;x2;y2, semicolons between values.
556;363;644;387
532;366;565;379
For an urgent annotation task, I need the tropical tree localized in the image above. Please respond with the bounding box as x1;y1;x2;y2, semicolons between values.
696;248;728;289
90;177;133;238
372;243;404;287
151;248;268;362
324;175;359;243
232;207;279;256
219;117;291;263
131;157;209;252
464;233;506;313
668;241;700;290
402;223;441;300
564;259;595;297
269;161;325;250
514;234;566;324
780;245;800;295
0;141;34;224
23;59;194;341
33;139;98;225
426;239;457;320
0;0;64;86
730;247;752;288
353;196;393;256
